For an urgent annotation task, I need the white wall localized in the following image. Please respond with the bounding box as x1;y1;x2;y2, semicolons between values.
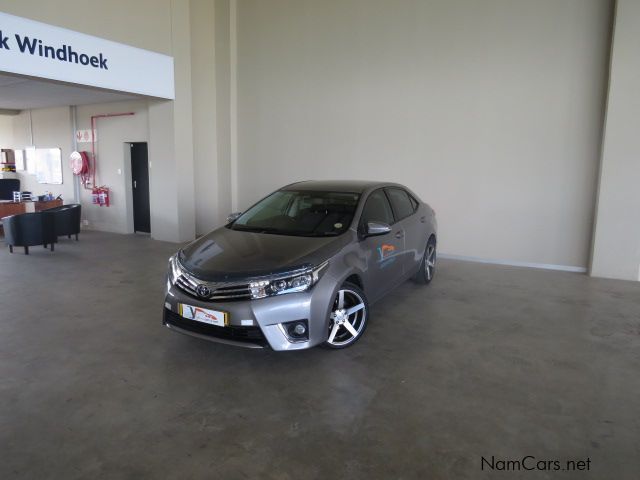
5;0;639;281
75;101;150;234
190;0;235;234
0;0;200;244
171;0;196;242
9;97;197;242
0;115;13;147
215;0;234;225
12;107;74;201
235;0;613;269
9;101;149;233
591;0;640;281
0;0;173;55
191;0;219;234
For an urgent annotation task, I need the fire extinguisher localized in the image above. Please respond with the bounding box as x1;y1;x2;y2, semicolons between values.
92;187;111;207
99;187;110;207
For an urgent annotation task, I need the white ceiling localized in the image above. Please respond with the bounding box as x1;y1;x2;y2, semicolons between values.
0;73;139;110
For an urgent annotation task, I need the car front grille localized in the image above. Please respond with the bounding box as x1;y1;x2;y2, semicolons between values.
175;274;252;301
164;308;267;345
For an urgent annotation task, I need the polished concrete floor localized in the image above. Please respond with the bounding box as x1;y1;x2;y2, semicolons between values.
1;231;639;479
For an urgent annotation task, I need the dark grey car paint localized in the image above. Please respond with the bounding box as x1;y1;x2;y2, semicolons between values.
179;229;349;282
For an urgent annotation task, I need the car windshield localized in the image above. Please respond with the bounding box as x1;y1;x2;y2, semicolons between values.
230;190;360;237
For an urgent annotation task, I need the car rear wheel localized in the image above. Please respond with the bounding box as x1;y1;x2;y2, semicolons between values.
414;235;436;284
323;282;369;349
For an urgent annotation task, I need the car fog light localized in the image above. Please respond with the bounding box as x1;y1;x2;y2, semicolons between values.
282;320;309;342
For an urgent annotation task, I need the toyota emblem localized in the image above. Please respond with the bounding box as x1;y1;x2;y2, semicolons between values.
196;284;212;298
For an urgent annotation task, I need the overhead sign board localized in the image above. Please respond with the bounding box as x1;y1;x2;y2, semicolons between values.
0;11;174;99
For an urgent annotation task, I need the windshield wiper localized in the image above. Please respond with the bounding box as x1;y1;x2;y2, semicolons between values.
233;226;339;237
294;231;340;237
232;226;281;234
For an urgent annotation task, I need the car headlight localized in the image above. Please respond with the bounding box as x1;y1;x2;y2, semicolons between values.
249;261;329;299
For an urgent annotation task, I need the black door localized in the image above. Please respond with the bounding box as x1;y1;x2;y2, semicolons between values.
130;142;150;233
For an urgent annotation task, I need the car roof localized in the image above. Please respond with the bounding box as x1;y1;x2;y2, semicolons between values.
281;180;403;194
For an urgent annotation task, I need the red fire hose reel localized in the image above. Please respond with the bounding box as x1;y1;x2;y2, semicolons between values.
69;150;91;188
70;151;109;206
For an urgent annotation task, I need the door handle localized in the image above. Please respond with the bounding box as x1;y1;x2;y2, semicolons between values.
133;180;137;189
395;231;404;239
420;216;426;223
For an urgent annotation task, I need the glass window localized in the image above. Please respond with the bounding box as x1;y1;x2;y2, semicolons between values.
231;190;360;237
409;195;419;211
360;189;395;226
386;188;415;220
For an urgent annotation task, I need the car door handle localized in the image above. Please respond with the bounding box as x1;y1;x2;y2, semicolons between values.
133;180;137;189
420;216;426;223
395;231;404;239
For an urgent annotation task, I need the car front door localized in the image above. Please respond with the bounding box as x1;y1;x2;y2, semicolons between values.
358;189;405;301
385;187;423;275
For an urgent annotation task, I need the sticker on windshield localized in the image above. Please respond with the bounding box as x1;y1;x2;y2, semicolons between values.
334;223;343;229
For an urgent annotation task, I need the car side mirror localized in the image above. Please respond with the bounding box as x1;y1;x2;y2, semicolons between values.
365;221;391;237
226;212;242;223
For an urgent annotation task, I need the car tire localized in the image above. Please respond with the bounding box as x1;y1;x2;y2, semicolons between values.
323;282;369;349
414;235;436;285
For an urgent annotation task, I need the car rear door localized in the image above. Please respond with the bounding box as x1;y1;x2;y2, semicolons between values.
358;189;405;300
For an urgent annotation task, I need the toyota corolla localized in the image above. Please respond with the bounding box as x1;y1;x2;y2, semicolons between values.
164;180;437;350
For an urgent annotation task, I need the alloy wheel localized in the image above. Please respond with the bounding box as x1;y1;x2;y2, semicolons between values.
425;243;436;281
326;288;367;347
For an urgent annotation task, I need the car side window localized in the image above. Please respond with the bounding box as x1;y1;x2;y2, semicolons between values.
360;189;395;227
386;188;415;221
408;195;419;211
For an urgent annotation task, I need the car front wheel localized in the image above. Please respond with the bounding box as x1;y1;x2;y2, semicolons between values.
323;282;369;349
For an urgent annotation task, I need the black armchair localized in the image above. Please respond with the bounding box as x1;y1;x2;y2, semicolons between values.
3;212;57;254
48;204;82;240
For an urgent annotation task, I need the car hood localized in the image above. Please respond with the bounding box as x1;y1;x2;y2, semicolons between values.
178;226;349;281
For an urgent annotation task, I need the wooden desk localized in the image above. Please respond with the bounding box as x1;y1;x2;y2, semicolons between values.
0;201;26;219
35;199;64;211
0;199;64;222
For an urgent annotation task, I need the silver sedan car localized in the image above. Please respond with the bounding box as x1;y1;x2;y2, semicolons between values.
163;180;437;351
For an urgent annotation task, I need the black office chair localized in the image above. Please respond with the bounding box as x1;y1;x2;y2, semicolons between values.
3;212;57;254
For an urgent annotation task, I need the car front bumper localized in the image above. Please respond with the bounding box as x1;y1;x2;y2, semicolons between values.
163;272;337;351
